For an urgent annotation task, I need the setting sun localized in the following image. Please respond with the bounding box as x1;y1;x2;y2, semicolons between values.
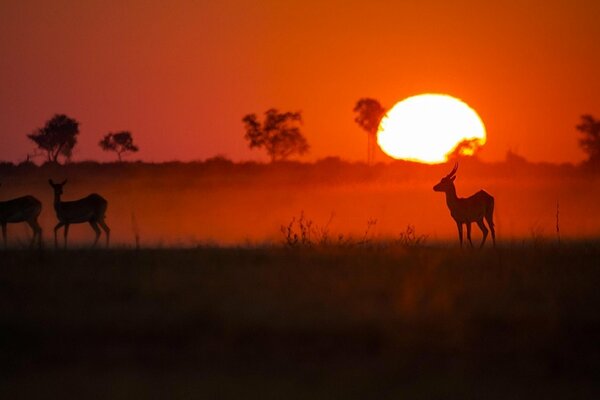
377;94;486;164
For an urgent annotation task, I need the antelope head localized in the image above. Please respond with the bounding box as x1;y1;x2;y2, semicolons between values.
48;179;68;195
433;163;458;192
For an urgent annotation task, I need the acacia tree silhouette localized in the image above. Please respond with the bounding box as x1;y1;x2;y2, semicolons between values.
99;131;139;161
242;109;309;162
576;114;600;166
27;114;79;164
353;98;386;164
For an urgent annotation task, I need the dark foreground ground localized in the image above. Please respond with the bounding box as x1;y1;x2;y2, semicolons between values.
1;244;599;399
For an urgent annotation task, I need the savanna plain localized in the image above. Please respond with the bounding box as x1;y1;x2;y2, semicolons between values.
1;160;600;398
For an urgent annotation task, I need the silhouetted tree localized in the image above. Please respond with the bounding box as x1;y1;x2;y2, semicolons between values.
99;131;139;161
242;109;309;162
576;114;600;165
353;98;386;164
27;114;80;164
447;138;483;160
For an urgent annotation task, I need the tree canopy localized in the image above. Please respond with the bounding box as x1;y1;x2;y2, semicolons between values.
99;131;139;161
353;98;386;164
353;98;386;135
242;109;309;162
576;114;600;165
27;114;80;164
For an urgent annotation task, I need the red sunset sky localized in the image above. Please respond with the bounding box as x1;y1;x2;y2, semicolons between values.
1;0;600;164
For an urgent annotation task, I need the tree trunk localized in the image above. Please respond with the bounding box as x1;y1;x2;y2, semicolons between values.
367;134;375;165
52;143;65;164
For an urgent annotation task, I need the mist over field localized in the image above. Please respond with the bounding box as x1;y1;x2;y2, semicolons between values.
0;158;597;247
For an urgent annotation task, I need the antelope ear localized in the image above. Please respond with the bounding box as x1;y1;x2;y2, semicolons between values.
61;179;67;185
450;176;456;182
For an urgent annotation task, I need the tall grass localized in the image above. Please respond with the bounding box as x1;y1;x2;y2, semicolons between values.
1;243;599;398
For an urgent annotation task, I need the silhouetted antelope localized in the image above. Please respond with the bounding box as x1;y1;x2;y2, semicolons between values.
0;183;42;248
49;179;110;248
433;164;495;248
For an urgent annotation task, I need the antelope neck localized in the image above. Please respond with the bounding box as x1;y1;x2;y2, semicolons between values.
53;192;63;213
444;184;458;209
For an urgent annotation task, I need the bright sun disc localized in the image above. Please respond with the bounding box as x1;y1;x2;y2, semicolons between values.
377;94;486;164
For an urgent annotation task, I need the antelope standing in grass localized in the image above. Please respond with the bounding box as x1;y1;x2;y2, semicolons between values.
433;163;496;248
49;179;110;248
0;183;42;248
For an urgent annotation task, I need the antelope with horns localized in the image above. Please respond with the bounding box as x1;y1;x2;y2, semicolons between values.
0;183;42;248
433;163;496;248
49;179;110;248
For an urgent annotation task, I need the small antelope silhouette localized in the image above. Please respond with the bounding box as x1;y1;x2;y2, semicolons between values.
49;179;110;248
0;183;42;248
433;163;495;248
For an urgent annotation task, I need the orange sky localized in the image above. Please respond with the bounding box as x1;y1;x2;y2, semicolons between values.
1;0;600;164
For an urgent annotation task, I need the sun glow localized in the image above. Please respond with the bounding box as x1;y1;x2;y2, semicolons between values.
377;94;486;164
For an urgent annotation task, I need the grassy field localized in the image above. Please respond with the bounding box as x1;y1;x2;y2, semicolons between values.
1;243;599;399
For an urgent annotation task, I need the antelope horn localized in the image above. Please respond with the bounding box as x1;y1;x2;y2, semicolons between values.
445;162;458;179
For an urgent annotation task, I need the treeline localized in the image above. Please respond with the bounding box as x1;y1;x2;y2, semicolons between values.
0;156;586;188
